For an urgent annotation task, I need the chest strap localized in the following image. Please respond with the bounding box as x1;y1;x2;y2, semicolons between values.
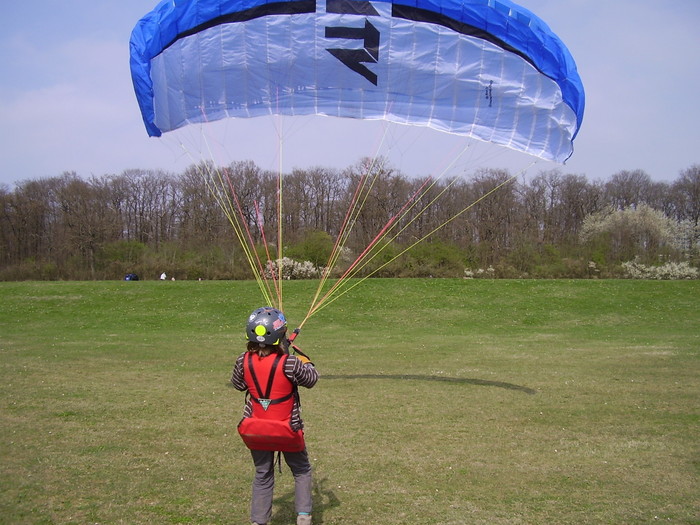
247;353;293;410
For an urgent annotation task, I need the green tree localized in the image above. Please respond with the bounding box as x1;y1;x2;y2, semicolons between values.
286;230;335;268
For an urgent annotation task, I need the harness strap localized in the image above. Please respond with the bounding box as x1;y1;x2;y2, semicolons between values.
276;451;283;473
247;352;293;408
251;392;294;406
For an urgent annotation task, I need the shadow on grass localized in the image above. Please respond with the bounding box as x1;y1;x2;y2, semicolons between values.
272;476;340;524
322;374;537;395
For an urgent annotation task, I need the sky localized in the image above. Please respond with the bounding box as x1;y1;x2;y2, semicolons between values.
1;1;699;188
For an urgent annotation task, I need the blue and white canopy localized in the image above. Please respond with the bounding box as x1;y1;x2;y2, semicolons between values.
130;0;584;163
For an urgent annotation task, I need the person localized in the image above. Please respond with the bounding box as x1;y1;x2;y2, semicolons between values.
231;307;319;525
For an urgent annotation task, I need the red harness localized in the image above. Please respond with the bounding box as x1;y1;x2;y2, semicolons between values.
237;352;305;452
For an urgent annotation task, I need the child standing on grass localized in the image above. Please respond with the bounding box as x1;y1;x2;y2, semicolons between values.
231;307;319;525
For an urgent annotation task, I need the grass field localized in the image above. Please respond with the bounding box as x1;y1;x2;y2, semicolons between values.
1;278;698;524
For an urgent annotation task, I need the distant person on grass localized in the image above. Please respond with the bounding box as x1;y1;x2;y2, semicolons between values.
231;307;319;525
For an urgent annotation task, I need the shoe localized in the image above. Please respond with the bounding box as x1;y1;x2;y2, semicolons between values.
297;514;312;525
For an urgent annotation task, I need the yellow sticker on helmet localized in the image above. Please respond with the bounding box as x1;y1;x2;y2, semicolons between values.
254;325;267;336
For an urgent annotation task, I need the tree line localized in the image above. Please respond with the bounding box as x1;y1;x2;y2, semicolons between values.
1;159;698;280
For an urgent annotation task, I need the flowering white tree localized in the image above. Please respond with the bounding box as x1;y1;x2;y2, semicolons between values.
673;219;700;258
264;257;323;279
622;260;698;280
580;204;680;263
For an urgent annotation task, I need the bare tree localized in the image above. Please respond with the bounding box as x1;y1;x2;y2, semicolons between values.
557;173;604;241
2;161;700;280
2;178;56;265
605;169;653;209
177;164;229;248
341;157;415;252
54;173;118;277
223;160;277;246
468;169;519;264
520;169;561;245
672;165;700;225
671;165;700;256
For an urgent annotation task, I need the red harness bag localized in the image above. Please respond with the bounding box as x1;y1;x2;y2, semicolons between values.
237;352;305;452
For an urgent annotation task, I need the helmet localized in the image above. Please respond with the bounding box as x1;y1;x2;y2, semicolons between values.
246;307;287;345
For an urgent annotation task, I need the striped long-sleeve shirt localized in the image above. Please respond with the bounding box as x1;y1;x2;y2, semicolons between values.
231;352;319;431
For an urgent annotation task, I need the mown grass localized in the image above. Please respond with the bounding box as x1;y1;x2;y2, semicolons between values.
0;279;698;524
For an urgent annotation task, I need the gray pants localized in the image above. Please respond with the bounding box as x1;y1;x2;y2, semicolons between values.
250;448;313;524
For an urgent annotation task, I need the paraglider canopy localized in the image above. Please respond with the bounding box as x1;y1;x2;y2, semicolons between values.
130;0;584;163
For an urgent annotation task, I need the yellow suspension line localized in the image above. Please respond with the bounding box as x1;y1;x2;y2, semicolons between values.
303;163;533;323
175;126;278;309
198;162;275;306
303;144;471;323
307;163;379;312
303;128;396;324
